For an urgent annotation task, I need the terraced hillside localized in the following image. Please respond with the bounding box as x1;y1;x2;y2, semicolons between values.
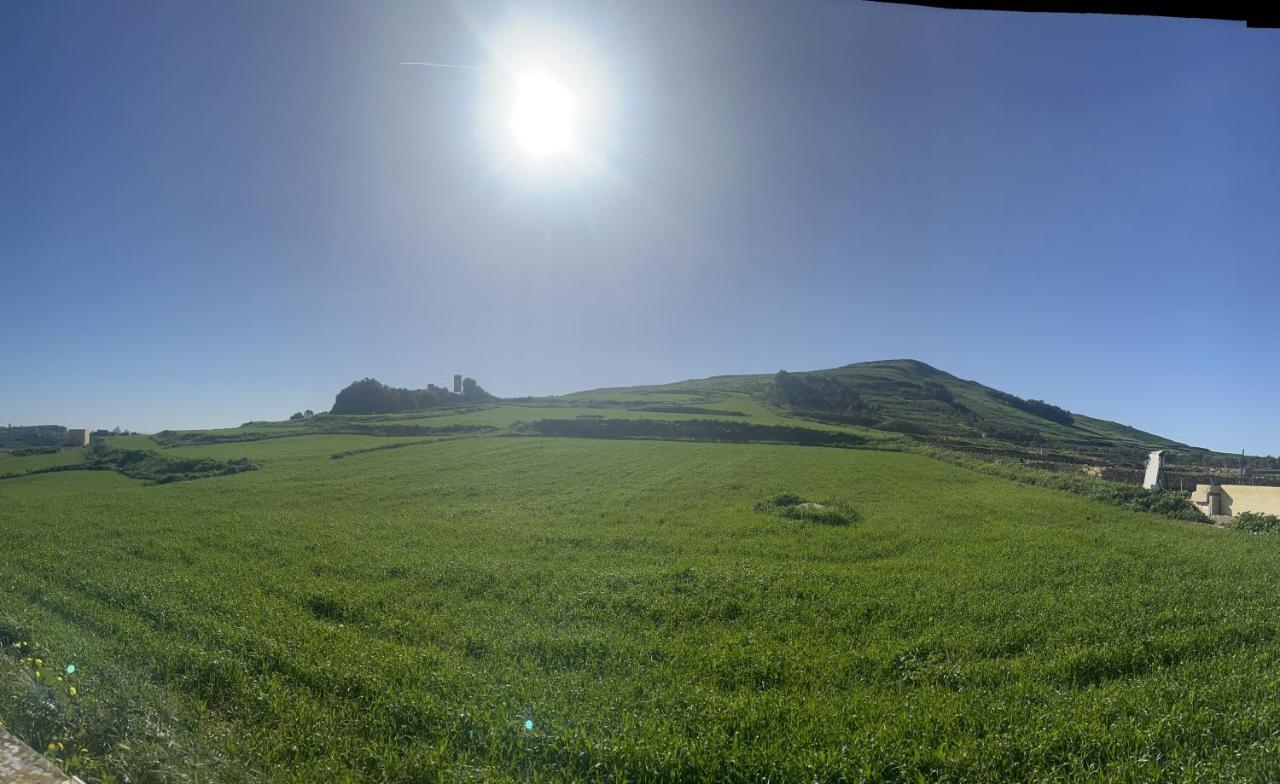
568;359;1198;460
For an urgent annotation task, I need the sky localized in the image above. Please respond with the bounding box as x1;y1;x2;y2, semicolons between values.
3;1;1278;453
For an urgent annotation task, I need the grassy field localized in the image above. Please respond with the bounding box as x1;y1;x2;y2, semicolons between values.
0;448;85;475
3;430;1280;782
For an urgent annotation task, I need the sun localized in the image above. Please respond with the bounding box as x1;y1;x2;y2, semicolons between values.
509;70;575;158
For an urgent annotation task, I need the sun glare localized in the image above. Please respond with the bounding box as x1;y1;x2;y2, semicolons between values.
510;70;575;158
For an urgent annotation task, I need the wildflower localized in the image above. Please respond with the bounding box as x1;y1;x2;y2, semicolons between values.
79;748;88;754
47;742;57;752
69;686;77;697
35;658;42;667
34;670;41;680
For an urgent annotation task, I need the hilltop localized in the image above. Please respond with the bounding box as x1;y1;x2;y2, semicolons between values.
564;359;1207;460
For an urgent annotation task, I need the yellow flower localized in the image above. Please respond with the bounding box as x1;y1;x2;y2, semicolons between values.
69;686;77;697
79;748;89;754
34;670;41;680
47;742;57;751
34;658;43;667
57;742;64;750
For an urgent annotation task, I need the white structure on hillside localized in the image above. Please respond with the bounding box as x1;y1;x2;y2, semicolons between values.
1142;449;1165;491
66;428;90;447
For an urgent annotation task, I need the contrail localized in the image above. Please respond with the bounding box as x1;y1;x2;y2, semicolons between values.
401;61;481;70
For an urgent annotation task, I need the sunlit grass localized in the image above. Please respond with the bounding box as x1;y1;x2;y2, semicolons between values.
2;437;1279;781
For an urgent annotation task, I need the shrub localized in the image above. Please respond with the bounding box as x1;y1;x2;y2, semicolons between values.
1229;512;1280;534
754;493;859;526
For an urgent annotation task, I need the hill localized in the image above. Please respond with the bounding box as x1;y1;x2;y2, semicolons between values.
563;359;1243;469
6;363;1280;780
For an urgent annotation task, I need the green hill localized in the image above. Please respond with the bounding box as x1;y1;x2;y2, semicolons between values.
565;359;1200;463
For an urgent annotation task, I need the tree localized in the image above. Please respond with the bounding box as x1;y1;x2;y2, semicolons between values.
290;411;305;420
303;410;314;418
461;377;494;401
331;377;479;414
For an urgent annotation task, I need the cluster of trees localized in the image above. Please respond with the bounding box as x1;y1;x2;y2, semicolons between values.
289;410;316;420
986;389;1075;426
330;377;494;415
773;371;870;415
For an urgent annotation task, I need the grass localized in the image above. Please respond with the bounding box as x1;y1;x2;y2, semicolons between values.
3;433;1280;781
0;448;85;474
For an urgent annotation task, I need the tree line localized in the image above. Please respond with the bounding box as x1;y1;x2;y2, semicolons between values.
330;377;494;415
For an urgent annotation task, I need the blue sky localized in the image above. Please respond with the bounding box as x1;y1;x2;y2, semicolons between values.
3;1;1278;452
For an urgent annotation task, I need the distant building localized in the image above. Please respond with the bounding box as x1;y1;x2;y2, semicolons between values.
1191;484;1280;520
66;428;90;447
453;374;463;394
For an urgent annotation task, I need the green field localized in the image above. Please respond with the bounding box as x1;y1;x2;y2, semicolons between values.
0;448;85;475
3;427;1280;782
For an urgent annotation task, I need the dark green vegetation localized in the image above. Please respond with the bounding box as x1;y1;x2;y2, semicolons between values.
6;359;1280;782
0;442;256;484
754;492;860;526
1227;511;1280;534
331;377;493;415
524;417;869;448
84;442;258;484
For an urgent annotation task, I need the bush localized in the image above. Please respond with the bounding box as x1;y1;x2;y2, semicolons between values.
1229;512;1280;534
754;493;859;526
